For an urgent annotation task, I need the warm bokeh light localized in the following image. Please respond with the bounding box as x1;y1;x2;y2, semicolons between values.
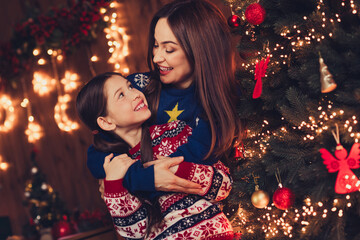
60;71;81;92
25;122;43;143
54;94;79;132
0;95;16;132
32;72;57;96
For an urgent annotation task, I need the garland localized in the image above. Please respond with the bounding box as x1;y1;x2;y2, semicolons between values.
0;0;110;89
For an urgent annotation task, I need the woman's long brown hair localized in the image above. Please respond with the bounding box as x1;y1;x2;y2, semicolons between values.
146;0;242;160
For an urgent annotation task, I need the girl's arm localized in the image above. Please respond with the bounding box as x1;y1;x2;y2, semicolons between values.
104;179;148;239
103;153;149;239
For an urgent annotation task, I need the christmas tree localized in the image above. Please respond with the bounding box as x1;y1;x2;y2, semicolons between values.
23;149;72;238
224;0;360;239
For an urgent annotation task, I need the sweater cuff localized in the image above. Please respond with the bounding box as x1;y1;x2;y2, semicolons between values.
175;162;194;180
104;179;127;194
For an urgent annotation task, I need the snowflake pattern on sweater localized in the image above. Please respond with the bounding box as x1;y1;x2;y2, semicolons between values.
104;121;234;239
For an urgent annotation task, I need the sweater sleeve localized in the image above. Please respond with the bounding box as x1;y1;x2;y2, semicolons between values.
175;161;232;202
122;161;156;193
169;118;217;165
104;179;149;239
87;145;109;179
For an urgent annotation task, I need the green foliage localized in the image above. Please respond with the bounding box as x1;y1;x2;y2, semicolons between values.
227;0;360;238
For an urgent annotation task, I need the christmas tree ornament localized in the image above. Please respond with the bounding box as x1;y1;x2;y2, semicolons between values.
319;124;360;194
273;170;295;210
227;14;241;28
251;187;270;208
245;3;266;25
52;220;73;239
251;174;270;208
273;184;295;210
253;55;270;99
319;54;337;93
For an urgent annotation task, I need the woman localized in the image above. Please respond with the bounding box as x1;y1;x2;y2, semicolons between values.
87;0;241;199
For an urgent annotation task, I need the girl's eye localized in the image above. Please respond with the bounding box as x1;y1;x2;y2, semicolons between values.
166;49;174;53
119;93;124;99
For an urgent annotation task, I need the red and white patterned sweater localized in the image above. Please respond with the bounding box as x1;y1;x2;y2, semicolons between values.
104;120;234;240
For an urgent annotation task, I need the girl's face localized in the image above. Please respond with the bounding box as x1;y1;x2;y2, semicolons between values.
103;75;151;130
153;18;193;89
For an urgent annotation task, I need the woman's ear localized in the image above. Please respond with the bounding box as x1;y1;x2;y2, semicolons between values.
97;116;116;131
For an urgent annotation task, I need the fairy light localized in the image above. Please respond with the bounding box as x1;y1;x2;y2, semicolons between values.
102;1;130;74
90;55;99;62
60;71;80;92
54;94;79;132
0;95;16;132
38;58;46;65
25;122;43;143
33;49;40;56
0;155;9;171
32;72;57;96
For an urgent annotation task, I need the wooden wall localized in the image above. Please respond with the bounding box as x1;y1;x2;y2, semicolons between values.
0;0;231;236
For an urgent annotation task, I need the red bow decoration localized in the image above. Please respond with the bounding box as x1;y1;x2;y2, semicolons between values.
253;56;270;99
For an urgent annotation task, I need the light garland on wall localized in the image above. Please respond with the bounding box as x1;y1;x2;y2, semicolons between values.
21;77;44;143
0;95;16;132
102;1;130;74
0;155;9;171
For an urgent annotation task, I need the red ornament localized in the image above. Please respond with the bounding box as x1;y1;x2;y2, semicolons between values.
245;3;266;25
253;55;270;99
227;14;241;28
273;185;295;210
52;220;74;239
320;143;360;194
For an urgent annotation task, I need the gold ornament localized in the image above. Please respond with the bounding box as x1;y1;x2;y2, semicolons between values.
251;185;270;208
319;54;337;93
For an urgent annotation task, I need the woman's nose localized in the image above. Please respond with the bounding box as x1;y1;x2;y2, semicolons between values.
153;50;165;63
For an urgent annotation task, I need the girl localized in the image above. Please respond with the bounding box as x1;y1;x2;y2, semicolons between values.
76;72;234;239
87;0;241;198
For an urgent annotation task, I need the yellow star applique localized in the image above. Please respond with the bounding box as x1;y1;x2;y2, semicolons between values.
165;102;184;122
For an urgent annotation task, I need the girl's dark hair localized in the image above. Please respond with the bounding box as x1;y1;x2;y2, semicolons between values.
76;72;162;235
146;0;242;160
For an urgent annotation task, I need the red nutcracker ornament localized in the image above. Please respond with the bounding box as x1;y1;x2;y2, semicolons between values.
319;125;360;194
245;3;266;25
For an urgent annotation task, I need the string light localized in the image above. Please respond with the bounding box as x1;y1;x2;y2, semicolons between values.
0;155;9;171
25;122;43;143
60;71;81;92
0;95;16;132
32;72;57;96
102;1;130;74
54;94;79;132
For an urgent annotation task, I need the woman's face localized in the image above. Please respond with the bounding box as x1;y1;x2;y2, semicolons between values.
153;18;193;89
103;75;151;130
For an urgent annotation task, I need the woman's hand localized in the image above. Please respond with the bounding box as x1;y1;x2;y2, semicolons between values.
144;156;202;194
103;153;137;181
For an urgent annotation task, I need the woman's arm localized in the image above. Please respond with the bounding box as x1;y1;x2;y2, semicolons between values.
174;160;232;202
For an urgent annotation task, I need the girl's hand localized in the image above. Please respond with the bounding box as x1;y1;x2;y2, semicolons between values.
103;153;137;181
144;156;202;194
